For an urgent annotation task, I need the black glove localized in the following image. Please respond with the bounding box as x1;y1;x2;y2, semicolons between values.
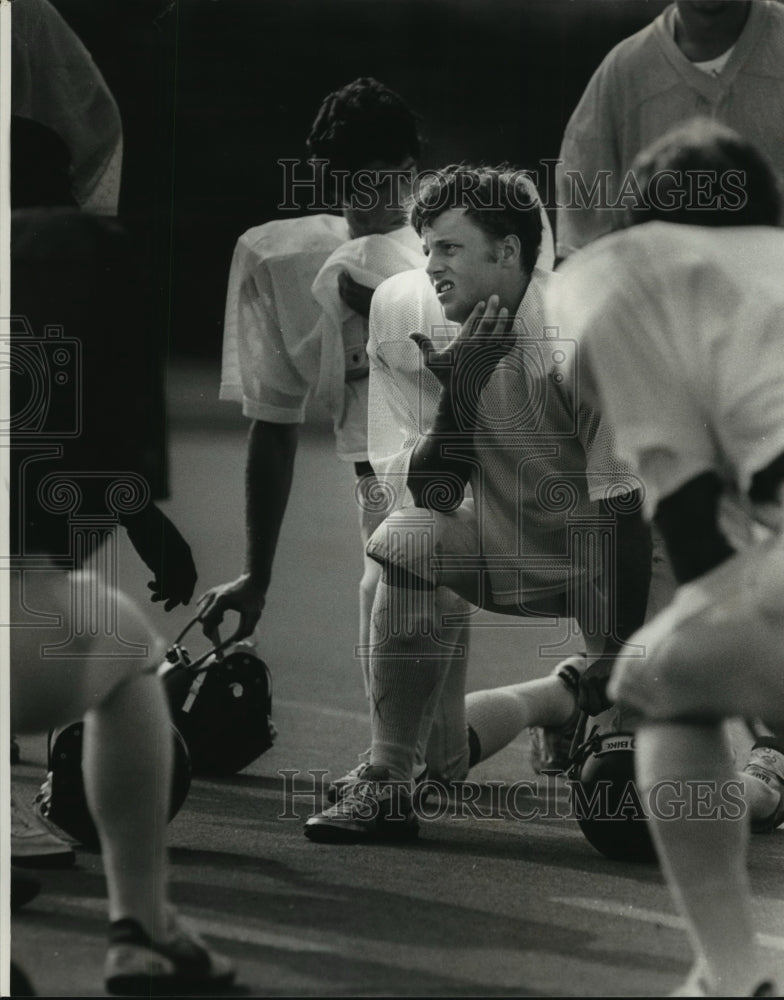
577;657;614;717
123;505;197;611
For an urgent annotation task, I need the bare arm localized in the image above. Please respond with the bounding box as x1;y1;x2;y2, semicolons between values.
198;419;298;639
654;471;735;585
576;492;653;716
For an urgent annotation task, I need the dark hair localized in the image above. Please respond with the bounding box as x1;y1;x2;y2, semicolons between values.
626;117;782;228
306;77;420;174
411;164;543;274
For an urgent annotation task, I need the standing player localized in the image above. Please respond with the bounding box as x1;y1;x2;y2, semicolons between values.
550;119;783;996
304;165;653;842
198;79;422;695
556;0;784;260
8;205;234;995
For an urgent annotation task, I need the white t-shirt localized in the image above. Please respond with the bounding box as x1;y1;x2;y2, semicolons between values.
549;223;784;529
220;214;349;424
368;266;633;602
310;225;424;461
220;215;425;462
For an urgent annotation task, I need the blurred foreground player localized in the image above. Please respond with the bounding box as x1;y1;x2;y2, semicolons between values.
7;209;234;994
9;115;197;869
551;120;783;996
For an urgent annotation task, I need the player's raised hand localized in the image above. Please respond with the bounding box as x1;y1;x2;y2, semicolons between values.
197;573;265;642
410;294;515;407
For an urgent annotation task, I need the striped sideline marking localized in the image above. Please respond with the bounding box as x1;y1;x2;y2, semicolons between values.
554;897;784;953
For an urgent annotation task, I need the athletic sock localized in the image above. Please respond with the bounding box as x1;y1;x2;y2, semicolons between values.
368;581;458;781
464;656;583;765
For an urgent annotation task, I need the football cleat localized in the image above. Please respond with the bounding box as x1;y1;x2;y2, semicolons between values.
105;909;235;996
327;753;428;804
530;654;584;776
305;764;419;844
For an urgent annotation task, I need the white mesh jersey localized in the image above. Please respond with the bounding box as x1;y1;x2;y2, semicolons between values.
550;222;784;531
310;225;425;460
220;213;349;425
369;266;634;602
220;215;425;462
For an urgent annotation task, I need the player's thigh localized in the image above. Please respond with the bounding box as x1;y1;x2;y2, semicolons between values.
610;539;784;726
366;500;481;589
10;573;165;735
10;654;145;734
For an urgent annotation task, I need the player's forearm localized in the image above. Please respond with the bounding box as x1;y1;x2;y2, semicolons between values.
244;420;299;592
606;497;653;645
407;389;474;509
654;472;735;585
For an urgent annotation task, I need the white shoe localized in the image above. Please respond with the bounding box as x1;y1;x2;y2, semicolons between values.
11;788;75;867
327;752;427;803
105;907;235;995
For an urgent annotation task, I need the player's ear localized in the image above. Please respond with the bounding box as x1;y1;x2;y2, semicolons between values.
501;234;521;266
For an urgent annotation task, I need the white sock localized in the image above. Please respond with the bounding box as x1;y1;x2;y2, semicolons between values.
465;655;584;764
369;582;460;781
420;610;471;782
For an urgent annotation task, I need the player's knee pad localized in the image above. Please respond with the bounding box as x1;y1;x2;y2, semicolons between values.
366;507;442;586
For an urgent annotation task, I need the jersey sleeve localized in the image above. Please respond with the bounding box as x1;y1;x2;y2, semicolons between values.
715;301;784;495
367;300;426;511
219;238;313;423
367;275;447;511
551;246;718;518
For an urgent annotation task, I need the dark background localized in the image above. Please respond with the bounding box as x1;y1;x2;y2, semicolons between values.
49;0;670;360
